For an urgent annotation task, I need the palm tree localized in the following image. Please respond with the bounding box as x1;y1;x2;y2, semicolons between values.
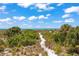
60;24;71;38
60;24;71;32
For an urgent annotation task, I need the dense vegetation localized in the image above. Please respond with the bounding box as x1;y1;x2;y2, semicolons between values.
6;27;21;37
42;24;79;56
0;28;46;56
0;27;39;48
0;24;79;56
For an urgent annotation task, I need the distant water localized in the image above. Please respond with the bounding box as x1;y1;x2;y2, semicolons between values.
0;29;7;30
0;28;56;30
22;28;56;30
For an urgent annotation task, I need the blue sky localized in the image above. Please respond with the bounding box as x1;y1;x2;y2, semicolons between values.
0;3;79;29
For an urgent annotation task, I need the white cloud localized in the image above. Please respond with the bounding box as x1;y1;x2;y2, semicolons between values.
13;16;17;19
0;6;6;11
6;21;15;25
38;21;44;24
64;6;79;13
57;3;64;6
17;3;32;8
20;23;28;28
46;14;51;17
35;3;47;9
62;14;70;18
0;5;8;14
47;7;54;10
23;23;28;25
28;16;37;21
28;14;49;21
0;0;79;3
64;18;75;23
18;16;26;21
53;18;74;23
53;20;63;23
34;3;54;11
13;16;26;21
35;25;41;28
0;18;11;22
47;26;52;28
19;23;33;29
37;9;43;12
38;15;48;19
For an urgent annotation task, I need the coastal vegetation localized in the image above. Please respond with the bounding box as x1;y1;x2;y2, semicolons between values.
0;27;44;56
41;24;79;56
0;24;79;56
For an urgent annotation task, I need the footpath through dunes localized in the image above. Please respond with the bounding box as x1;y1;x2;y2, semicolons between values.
39;33;57;56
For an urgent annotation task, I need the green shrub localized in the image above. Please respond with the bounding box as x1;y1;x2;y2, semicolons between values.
52;31;65;45
53;44;62;54
0;40;5;52
0;45;5;52
6;26;21;37
7;30;39;47
65;28;77;47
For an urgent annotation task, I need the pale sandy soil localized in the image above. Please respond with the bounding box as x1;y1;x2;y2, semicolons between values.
0;40;47;56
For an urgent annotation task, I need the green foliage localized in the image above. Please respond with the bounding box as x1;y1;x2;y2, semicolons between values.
0;45;5;52
66;45;79;56
0;40;5;52
0;39;5;45
60;24;71;32
7;30;39;47
65;28;77;47
74;45;79;54
75;26;79;45
52;31;65;45
41;24;79;55
0;24;79;55
22;30;39;39
42;31;53;43
53;44;62;54
6;26;21;37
